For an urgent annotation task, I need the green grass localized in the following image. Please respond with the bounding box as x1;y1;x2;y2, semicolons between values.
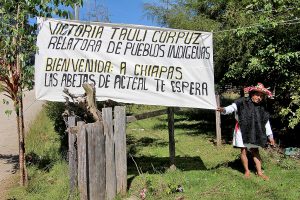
8;104;300;200
126;107;300;200
8;108;77;200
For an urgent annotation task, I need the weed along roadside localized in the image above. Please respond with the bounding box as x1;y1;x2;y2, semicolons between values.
0;90;44;200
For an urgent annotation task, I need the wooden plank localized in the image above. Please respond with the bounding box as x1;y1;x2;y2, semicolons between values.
87;122;106;200
68;116;77;197
114;106;127;194
77;121;88;200
103;107;117;200
168;107;175;166
126;108;180;123
215;94;222;146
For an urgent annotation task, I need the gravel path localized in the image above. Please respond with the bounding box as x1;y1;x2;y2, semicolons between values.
0;89;44;198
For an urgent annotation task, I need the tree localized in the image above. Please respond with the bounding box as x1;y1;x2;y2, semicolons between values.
144;0;300;132
216;0;300;131
81;0;110;22
0;0;82;186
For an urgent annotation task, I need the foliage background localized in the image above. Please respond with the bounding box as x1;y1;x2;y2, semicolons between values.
144;0;300;143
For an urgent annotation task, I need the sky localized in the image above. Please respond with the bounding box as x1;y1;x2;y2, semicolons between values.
78;0;161;27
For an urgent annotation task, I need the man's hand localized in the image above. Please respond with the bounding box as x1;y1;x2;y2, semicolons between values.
269;138;275;146
217;107;225;113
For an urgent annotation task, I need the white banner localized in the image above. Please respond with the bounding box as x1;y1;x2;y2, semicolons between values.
35;18;216;109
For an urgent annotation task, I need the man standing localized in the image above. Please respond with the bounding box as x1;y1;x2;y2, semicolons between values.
217;83;275;180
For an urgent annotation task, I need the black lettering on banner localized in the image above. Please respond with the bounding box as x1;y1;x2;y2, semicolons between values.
44;73;58;87
98;74;111;88
120;62;127;75
176;32;185;43
158;66;168;78
123;42;165;57
167;45;210;59
73;25;84;37
110;27;147;41
152;31;158;42
151;66;159;77
170;81;208;95
46;58;113;73
48;36;58;49
114;75;125;89
151;30;202;45
61;73;95;87
114;75;148;90
166;31;176;43
45;57;54;71
49;22;104;38
45;57;69;72
175;67;183;80
47;36;102;52
110;27;119;39
134;64;182;80
106;41;122;54
192;32;201;45
80;39;101;51
154;78;165;92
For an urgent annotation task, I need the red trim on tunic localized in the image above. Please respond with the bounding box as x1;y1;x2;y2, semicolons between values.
235;120;239;133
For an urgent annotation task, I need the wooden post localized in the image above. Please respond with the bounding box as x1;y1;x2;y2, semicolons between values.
68;116;77;197
215;94;222;146
87;122;106;200
74;3;79;20
168;107;175;166
77;121;88;200
103;107;117;200
72;106;128;199
114;106;127;194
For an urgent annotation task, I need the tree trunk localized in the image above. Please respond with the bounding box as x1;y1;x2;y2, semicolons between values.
16;51;27;185
19;89;28;185
14;100;21;181
14;99;26;186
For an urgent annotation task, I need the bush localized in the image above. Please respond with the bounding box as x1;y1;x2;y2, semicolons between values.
44;102;68;154
129;169;185;199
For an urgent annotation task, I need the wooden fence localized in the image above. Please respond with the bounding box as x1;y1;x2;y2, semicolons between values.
68;104;222;199
68;106;127;200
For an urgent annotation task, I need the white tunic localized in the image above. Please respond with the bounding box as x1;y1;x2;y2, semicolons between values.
223;103;273;148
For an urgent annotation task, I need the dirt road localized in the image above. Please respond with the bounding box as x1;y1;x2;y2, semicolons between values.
0;89;44;198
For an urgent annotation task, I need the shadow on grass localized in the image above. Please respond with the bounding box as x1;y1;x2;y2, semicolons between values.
0;154;18;173
138;137;169;147
152;118;216;137
210;152;260;175
127;134;208;186
177;107;238;144
127;155;207;190
125;106;240;187
127;133;208;188
151;109;235;142
128;155;207;176
127;135;169;156
26;152;54;172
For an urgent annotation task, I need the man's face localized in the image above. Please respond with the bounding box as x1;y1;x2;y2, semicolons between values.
251;92;264;103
